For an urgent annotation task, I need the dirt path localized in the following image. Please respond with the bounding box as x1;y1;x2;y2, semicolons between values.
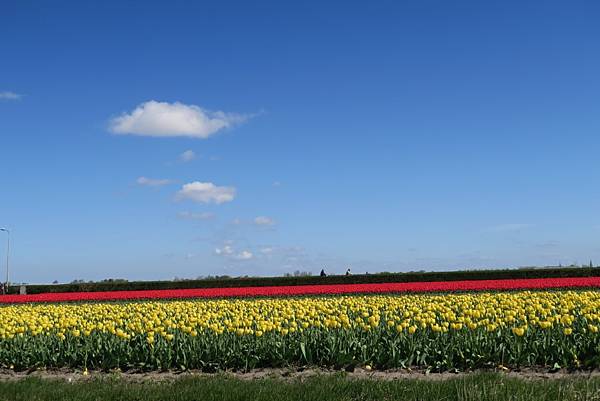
2;367;600;382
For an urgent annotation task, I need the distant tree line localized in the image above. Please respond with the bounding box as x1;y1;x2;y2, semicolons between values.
39;261;596;287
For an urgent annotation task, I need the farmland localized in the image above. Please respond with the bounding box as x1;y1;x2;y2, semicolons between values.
3;279;600;401
2;276;600;304
2;288;600;371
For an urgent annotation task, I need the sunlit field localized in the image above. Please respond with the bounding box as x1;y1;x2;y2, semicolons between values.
2;290;600;371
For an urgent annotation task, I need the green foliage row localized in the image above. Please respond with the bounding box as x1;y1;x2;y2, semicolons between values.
2;325;600;372
9;267;600;295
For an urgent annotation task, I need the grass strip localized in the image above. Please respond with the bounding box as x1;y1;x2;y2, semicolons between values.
1;372;600;401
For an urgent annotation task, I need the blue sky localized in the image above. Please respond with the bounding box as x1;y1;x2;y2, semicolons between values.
1;1;599;283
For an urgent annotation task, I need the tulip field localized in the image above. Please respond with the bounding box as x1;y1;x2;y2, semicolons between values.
2;277;600;372
2;276;600;303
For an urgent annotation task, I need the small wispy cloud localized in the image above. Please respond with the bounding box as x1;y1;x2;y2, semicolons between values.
176;181;236;204
214;244;253;260
235;250;254;260
215;245;233;256
109;100;251;138
486;223;533;233
535;240;560;249
260;247;275;255
254;216;276;226
0;91;22;100
136;176;173;187
177;211;215;220
179;150;196;162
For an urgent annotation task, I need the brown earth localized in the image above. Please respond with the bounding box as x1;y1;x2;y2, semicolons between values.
1;367;600;383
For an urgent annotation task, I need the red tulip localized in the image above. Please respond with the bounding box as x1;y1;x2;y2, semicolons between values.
2;277;600;304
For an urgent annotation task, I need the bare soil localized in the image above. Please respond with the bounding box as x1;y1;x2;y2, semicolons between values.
1;367;600;383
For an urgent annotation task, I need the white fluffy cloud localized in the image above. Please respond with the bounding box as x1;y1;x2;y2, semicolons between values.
109;100;249;138
254;216;275;226
179;150;196;162
177;211;214;220
176;181;236;204
0;91;21;100
136;177;172;187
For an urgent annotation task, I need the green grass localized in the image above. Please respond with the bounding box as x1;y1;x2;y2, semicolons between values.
1;373;600;401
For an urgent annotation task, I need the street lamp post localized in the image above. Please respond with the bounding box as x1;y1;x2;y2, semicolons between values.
0;228;9;293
